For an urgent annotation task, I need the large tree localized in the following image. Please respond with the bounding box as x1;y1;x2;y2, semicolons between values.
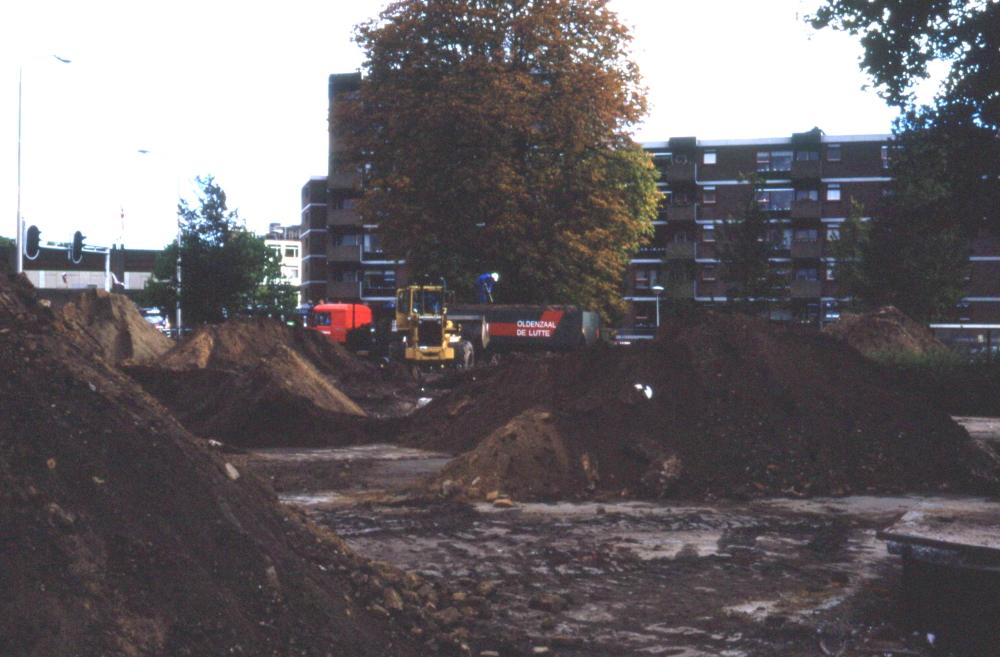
808;0;1000;231
344;0;658;320
142;176;298;325
717;177;788;316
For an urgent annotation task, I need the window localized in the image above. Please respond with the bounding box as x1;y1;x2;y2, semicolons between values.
770;227;793;248
341;233;361;246
796;151;819;161
284;246;298;258
651;152;673;164
702;225;715;242
881;145;890;169
795;268;819;281
703;186;716;204
756;189;794;211
702;265;716;281
757;150;793;172
674;231;689;243
633;268;659;289
288;268;299;278
826;227;840;241
827;144;841;162
674;192;690;206
703;151;716;165
795;189;819;201
826;266;836;281
794;228;818;241
342;270;359;282
826;184;841;202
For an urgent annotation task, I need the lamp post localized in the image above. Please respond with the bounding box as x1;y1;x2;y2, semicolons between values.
16;55;71;275
138;150;182;337
652;285;664;327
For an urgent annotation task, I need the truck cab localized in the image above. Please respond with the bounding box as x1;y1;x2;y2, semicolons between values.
308;303;372;343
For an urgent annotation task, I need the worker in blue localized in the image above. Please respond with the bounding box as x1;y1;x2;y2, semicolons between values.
476;272;499;303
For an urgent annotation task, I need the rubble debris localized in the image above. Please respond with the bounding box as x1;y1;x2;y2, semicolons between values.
416;311;1000;501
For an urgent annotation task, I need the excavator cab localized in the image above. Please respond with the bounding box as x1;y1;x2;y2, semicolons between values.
395;285;463;366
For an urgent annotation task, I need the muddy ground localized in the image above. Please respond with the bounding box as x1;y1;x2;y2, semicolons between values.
232;427;1000;657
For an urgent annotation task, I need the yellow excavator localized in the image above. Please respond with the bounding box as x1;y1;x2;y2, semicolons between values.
394;284;475;371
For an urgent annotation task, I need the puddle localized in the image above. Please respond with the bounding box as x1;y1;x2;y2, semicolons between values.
253;443;450;462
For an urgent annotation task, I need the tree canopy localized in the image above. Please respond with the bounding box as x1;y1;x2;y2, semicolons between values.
809;0;1000;231
343;0;658;320
142;176;298;325
808;0;998;130
718;177;788;316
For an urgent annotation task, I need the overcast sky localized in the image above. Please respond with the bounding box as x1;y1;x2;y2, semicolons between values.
1;0;926;251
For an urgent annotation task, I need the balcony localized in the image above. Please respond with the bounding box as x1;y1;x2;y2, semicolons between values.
361;248;393;262
663;242;695;259
328;170;361;190
669;280;695;298
791;159;823;180
790;241;822;259
327;280;361;299
361;285;397;298
790;200;823;220
328;244;360;262
328;208;361;227
660;204;697;221
635;245;665;260
663;161;696;183
791;280;822;298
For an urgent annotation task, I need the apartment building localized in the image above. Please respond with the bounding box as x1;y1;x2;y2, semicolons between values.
628;128;999;328
300;73;407;317
261;222;302;302
628;129;890;327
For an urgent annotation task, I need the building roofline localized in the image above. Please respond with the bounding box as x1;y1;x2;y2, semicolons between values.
642;134;893;149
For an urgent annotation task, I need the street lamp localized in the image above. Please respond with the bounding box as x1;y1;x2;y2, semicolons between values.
16;54;71;275
652;285;665;327
137;149;182;337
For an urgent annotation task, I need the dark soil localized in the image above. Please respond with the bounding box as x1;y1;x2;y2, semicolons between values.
405;311;1000;501
125;317;418;447
0;273;469;656
822;306;947;356
60;287;175;365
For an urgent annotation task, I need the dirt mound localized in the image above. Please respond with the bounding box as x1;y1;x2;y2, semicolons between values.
149;317;417;417
416;312;1000;501
60;288;174;364
822;306;947;356
0;273;463;656
129;317;427;446
128;344;386;448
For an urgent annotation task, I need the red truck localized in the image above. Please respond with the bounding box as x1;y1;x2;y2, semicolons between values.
307;303;372;343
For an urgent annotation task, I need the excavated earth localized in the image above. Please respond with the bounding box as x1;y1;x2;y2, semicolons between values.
402;312;1000;502
822;306;947;356
126;317;418;448
60;287;175;365
0;274;477;657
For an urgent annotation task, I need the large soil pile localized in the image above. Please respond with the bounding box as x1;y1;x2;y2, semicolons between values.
60;288;174;365
0;274;465;656
414;312;1000;501
127;318;413;447
822;306;947;356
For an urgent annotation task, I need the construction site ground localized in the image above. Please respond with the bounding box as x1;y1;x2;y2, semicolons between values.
232;421;1000;657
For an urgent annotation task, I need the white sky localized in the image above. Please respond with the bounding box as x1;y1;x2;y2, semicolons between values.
1;0;929;250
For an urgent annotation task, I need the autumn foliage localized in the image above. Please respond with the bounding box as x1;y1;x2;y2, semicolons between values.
342;0;658;319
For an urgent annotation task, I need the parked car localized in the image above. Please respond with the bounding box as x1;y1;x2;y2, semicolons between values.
139;308;171;334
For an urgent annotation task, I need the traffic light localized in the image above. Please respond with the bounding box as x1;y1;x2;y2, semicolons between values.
70;231;85;264
24;225;41;260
